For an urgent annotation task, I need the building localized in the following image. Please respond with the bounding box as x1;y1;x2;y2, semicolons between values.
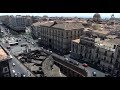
1;15;32;31
23;16;33;26
0;45;12;77
9;15;27;31
31;21;84;54
93;13;101;23
70;32;120;75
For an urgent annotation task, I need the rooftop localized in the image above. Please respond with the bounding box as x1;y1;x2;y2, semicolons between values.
106;35;118;39
95;38;120;51
72;39;80;43
32;21;55;27
92;29;110;35
0;46;8;61
53;22;84;30
33;21;84;30
106;38;120;45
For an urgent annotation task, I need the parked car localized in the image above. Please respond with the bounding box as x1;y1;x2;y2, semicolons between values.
105;74;111;77
14;73;18;77
69;60;79;66
7;46;10;49
92;71;97;76
82;63;88;67
65;58;69;61
12;70;15;74
12;63;15;66
21;44;27;47
21;74;26;77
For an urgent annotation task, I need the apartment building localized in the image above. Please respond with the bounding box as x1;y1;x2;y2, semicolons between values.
70;31;120;74
2;15;32;31
0;45;12;77
31;21;84;54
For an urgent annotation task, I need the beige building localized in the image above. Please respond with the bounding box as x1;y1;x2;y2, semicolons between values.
31;21;84;54
70;33;120;74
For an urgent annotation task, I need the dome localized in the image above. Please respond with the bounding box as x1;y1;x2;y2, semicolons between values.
93;13;101;23
93;13;101;19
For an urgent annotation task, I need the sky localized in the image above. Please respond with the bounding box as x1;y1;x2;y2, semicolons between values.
0;13;120;18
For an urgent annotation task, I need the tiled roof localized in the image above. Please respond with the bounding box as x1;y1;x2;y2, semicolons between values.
32;22;42;26
53;22;84;30
0;46;8;60
33;21;84;30
92;30;110;35
32;21;55;27
107;38;120;45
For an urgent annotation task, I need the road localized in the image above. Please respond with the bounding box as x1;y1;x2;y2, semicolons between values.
9;54;35;77
0;24;35;77
64;54;105;77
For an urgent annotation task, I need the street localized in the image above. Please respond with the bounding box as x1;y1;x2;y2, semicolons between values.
0;23;105;77
0;24;35;77
64;54;105;77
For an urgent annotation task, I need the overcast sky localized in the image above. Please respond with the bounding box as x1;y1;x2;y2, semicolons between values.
0;13;119;18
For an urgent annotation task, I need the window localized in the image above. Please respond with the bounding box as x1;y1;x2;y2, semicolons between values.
110;58;113;64
55;30;57;35
96;54;98;58
74;31;76;34
88;55;91;59
96;48;99;53
85;53;87;58
80;46;83;50
89;50;92;53
61;32;63;36
104;57;106;61
72;44;74;52
53;30;54;35
58;31;60;36
104;51;107;56
46;29;48;35
49;30;51;36
66;32;68;36
3;67;9;73
111;53;114;58
71;31;72;35
114;45;116;49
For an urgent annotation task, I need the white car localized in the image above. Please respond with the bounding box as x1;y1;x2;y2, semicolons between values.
12;63;15;66
12;70;15;74
65;58;69;61
23;75;26;77
14;73;18;77
92;71;97;76
10;55;13;59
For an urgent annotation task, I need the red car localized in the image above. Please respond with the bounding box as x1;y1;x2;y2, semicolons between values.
82;63;88;67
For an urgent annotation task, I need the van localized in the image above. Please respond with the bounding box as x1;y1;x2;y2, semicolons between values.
69;60;79;66
92;72;97;76
21;44;27;47
12;70;15;73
